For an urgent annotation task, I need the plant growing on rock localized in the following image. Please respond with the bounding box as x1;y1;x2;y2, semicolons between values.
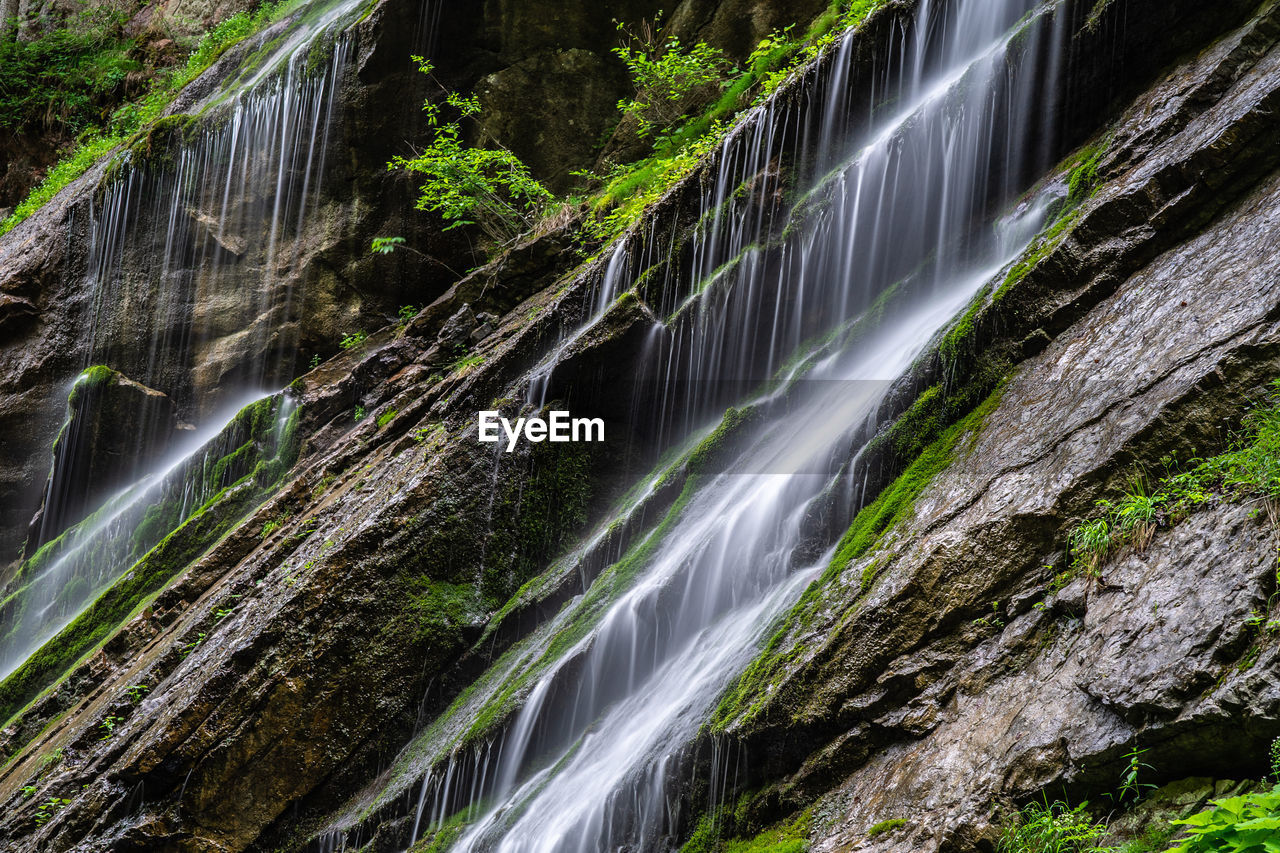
998;800;1112;853
339;331;367;351
392;59;554;246
1067;378;1280;577
1165;784;1280;853
612;19;735;139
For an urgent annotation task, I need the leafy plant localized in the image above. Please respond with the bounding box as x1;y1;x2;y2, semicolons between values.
1271;737;1280;783
399;304;417;322
98;714;121;740
1165;784;1280;853
339;331;368;350
371;236;405;254
21;785;37;798
1109;748;1156;804
998;801;1112;853
354;405;366;422
180;632;206;656
391;58;554;246
125;683;150;703
33;796;72;825
309;353;321;370
612;19;735;139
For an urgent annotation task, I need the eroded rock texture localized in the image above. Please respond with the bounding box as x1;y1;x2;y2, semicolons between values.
0;0;1279;851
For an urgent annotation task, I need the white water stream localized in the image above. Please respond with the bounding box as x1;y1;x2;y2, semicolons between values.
365;0;1073;850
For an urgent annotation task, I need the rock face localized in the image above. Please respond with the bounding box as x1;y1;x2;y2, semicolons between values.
1;0;1280;852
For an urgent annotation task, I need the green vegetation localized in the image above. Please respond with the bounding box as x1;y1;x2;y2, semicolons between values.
998;801;1110;853
340;331;368;350
711;381;1006;730
1166;785;1280;853
584;0;889;241
33;796;72;825
451;353;485;375
376;408;398;429
1067;378;1280;577
867;818;908;837
992;137;1108;302
829;380;1006;575
0;395;301;732
1;1;297;235
611;19;735;140
392;59;555;245
97;714;120;740
0;6;139;135
682;807;811;853
371;236;405;254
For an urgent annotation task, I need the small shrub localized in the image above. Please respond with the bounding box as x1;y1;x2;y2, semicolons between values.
612;19;735;139
392;59;554;246
399;304;417;322
354;405;366;422
371;236;404;254
1271;737;1280;782
98;714;121;740
33;797;72;825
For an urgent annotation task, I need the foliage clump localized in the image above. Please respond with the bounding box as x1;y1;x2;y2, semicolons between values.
391;59;555;246
1165;785;1280;853
998;801;1111;853
1067;377;1280;576
612;19;735;140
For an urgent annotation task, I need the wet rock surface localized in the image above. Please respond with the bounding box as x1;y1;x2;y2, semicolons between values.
711;8;1280;845
1;0;1279;851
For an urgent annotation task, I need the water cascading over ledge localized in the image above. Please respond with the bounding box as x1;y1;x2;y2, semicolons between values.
314;1;1081;850
0;0;415;746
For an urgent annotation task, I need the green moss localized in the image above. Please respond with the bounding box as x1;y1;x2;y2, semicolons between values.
463;475;701;743
682;807;811;853
67;364;116;406
711;382;1007;731
831;381;1005;571
377;408;399;429
867;818;907;837
0;394;302;731
687;407;759;475
408;803;484;853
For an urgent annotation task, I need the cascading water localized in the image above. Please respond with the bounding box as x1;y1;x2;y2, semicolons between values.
320;0;1074;850
0;390;297;680
1;0;386;693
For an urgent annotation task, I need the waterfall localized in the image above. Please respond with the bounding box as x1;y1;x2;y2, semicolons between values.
315;0;1074;850
0;391;297;681
1;0;381;701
